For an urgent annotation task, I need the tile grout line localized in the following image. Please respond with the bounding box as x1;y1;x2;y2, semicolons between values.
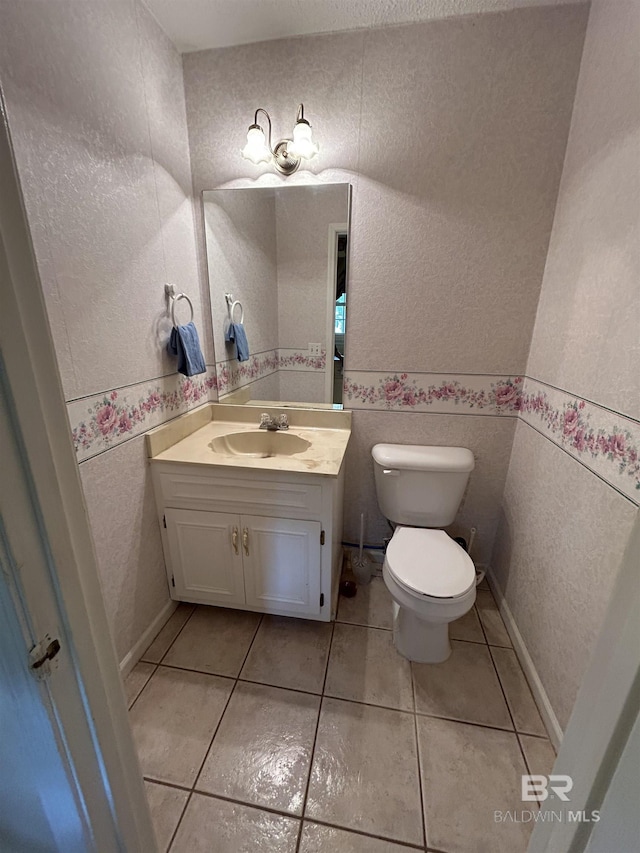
448;602;487;647
190;614;265;789
480;582;554;740
130;604;198;712
127;663;159;713
480;601;553;738
514;732;548;810
152;606;208;853
131;603;197;711
476;592;524;745
139;604;197;668
509;729;553;742
149;658;533;736
146;781;427;851
167;789;194;853
485;635;538;792
157;605;197;666
295;620;336;853
410;661;429;851
176;788;302;822
143;776;191;793
166;611;264;851
304;816;427;850
130;606;199;850
335;616;392;632
162;608;232;853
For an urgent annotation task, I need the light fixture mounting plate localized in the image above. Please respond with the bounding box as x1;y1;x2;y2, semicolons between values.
273;139;300;175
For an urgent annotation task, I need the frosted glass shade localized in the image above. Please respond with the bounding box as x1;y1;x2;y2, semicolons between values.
241;126;271;164
290;120;318;160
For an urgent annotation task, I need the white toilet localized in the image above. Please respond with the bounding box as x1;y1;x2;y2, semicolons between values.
371;444;477;664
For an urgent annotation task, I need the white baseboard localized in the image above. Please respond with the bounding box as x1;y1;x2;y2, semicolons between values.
119;598;177;678
487;568;563;750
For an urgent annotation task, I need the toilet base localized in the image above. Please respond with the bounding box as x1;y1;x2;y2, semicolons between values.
392;602;452;664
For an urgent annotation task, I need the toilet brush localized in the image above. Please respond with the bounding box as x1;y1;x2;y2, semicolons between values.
352;512;372;584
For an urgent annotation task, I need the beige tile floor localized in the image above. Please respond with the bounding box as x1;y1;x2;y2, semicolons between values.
126;579;557;852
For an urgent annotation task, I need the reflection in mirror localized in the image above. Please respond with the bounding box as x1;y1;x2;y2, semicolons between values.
203;183;350;408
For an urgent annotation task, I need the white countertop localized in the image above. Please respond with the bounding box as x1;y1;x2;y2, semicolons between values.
147;403;351;478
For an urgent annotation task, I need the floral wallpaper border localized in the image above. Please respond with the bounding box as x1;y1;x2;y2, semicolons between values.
216;348;327;395
216;350;278;396
66;365;640;502
67;369;218;463
519;377;639;504
342;370;639;504
342;371;523;414
278;349;327;372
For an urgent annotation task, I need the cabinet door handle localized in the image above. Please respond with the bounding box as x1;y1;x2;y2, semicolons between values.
242;527;249;556
232;526;239;555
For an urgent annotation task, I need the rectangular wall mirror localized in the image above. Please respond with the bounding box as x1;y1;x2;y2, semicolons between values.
203;183;351;408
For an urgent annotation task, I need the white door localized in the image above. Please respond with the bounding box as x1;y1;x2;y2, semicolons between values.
0;510;91;851
0;361;131;851
242;515;321;616
166;508;245;605
1;90;155;850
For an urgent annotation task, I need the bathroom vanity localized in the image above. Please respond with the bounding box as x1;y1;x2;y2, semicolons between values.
146;403;350;621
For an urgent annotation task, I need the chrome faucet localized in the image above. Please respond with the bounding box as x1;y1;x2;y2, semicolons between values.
259;412;289;431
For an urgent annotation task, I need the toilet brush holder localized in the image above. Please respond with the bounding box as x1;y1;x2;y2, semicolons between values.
352;557;372;585
352;512;372;584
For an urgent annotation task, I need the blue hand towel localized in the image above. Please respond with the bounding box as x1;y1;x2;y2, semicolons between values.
168;322;206;377
225;322;250;362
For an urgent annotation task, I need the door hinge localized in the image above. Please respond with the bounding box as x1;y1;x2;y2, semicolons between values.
171;575;175;588
29;635;61;679
163;515;167;528
320;593;325;607
320;530;325;545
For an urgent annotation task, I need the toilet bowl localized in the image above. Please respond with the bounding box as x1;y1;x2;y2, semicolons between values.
371;443;477;664
383;527;476;663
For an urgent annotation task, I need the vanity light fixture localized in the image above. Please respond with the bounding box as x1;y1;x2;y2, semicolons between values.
241;104;318;175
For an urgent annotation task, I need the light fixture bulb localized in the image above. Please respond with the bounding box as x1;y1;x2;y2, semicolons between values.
290;119;319;160
241;125;272;164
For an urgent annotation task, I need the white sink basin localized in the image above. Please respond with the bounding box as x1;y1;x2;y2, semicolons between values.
210;431;311;458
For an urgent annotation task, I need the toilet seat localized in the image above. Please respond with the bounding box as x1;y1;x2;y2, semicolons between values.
386;528;476;599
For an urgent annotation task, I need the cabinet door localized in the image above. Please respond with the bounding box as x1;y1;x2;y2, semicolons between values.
165;509;245;605
242;516;321;616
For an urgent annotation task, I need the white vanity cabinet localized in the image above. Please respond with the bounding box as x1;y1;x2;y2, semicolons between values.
151;462;344;621
164;509;246;606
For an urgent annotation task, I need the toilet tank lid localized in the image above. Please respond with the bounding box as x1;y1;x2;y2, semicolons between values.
371;444;475;473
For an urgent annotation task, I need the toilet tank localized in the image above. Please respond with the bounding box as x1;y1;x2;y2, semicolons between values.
371;444;474;527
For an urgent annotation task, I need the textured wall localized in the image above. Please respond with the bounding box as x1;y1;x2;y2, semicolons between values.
204;189;279;359
491;0;640;730
184;4;588;557
0;0;208;661
275;184;347;350
492;423;636;728
79;437;169;663
276;184;348;403
525;1;640;418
